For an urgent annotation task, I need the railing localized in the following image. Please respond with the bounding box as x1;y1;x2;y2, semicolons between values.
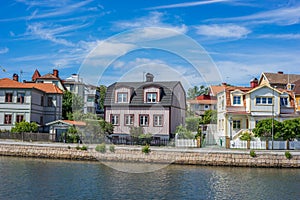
175;139;197;148
230;139;300;150
109;137;169;146
0;132;52;141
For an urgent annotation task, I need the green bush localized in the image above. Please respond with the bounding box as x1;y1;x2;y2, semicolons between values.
185;117;200;132
109;145;115;153
142;144;151;154
76;146;81;150
250;150;256;158
95;143;106;153
240;131;252;141
285;151;292;159
81;145;88;151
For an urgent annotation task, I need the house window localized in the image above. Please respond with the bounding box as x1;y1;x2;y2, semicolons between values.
233;120;241;129
146;92;157;103
139;115;149;126
48;97;53;107
17;93;25;104
125;114;134;126
87;107;94;113
256;97;273;105
153;115;163;127
233;96;241;105
69;84;74;92
4;114;12;124
16;115;24;123
204;105;209;110
87;95;94;102
280;97;288;106
5;93;13;103
117;93;128;103
110;115;119;126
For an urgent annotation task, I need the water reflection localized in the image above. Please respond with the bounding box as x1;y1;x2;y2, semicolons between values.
0;157;299;200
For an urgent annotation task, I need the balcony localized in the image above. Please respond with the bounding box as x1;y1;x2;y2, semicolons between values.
226;106;246;114
280;106;295;114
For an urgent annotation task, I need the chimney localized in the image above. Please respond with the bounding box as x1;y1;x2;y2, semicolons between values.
53;69;59;78
277;71;284;74
145;73;154;82
13;73;19;82
221;82;227;86
250;78;258;88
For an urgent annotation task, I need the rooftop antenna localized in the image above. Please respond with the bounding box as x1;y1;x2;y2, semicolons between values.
143;71;146;82
20;70;24;82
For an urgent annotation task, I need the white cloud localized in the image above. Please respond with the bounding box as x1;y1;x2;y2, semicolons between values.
113;12;188;34
146;0;230;10
0;47;9;54
212;5;300;26
195;24;250;38
257;34;300;39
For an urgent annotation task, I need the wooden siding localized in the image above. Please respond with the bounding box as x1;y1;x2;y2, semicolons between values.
105;107;170;135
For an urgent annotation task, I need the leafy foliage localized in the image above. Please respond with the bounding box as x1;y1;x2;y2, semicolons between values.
239;131;252;141
175;125;194;139
200;110;217;124
250;150;256;158
11;121;38;133
187;85;208;99
62;91;84;119
97;85;107;110
252;119;282;138
62;126;80;143
109;145;115;153
95;143;106;153
185;117;200;132
285;151;292;159
281;118;300;140
142;144;151;154
129;126;144;138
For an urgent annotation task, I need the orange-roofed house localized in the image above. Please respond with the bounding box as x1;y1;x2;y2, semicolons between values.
187;94;217;116
0;75;63;131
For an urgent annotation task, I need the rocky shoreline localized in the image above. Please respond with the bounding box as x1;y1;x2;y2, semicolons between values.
0;143;299;168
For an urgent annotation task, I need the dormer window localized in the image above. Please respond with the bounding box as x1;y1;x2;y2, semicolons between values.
233;96;241;105
117;92;128;103
147;92;157;103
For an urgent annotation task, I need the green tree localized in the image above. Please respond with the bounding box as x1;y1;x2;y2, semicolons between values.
252;119;282;139
185;117;200;132
280;118;300;141
129;126;144;138
97;85;107;110
201;110;217;124
175;125;194;139
11;121;38;133
239;131;252;141
187;85;208;99
62;91;84;119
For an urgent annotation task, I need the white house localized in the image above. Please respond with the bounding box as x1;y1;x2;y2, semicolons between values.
0;75;63;131
217;80;297;139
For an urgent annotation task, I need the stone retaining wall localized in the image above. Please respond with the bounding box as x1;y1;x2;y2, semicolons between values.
0;144;299;168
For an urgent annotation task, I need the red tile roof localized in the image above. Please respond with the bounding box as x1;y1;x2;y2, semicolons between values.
32;69;41;81
0;78;63;94
209;85;225;96
188;99;217;105
62;120;86;126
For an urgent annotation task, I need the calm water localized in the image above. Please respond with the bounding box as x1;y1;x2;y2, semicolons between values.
0;156;299;200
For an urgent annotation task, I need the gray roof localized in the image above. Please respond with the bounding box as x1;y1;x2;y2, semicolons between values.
104;81;183;107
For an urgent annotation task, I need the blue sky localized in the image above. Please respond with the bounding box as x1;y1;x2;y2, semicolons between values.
1;0;300;89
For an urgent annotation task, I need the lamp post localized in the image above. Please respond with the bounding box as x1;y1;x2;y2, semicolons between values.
271;86;277;150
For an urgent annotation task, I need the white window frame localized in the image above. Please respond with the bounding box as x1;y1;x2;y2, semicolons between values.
146;92;157;103
153;115;163;127
233;96;241;105
117;92;128;103
256;97;273;105
125;114;134;126
110;114;119;126
139;115;149;127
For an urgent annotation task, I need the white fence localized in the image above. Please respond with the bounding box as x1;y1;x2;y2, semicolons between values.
230;140;300;150
175;139;197;148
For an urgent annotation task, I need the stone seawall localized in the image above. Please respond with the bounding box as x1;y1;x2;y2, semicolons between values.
0;144;299;168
